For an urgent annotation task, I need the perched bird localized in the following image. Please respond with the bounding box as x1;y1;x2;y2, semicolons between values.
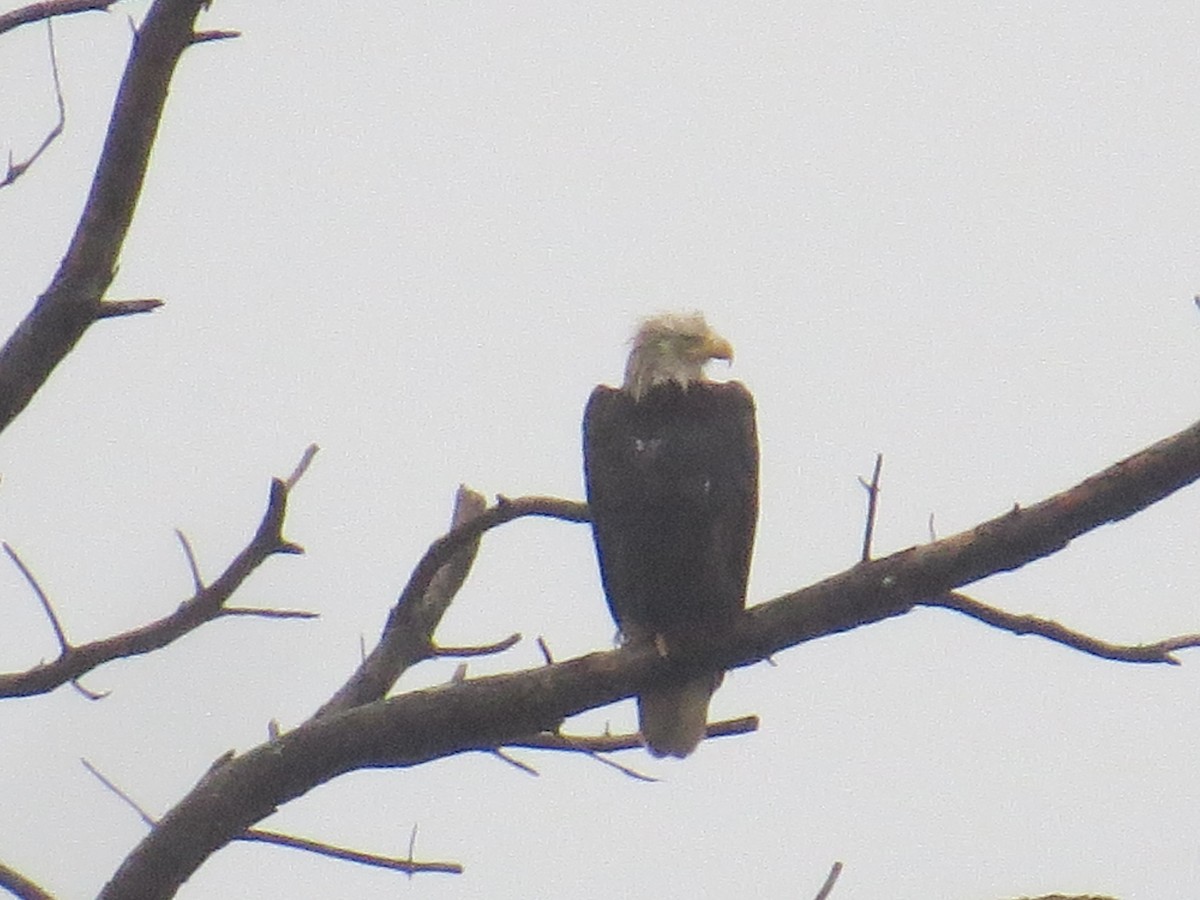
583;312;758;757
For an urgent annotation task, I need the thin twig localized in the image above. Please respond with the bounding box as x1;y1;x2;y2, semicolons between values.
236;828;461;875
0;0;117;35
586;751;659;782
813;861;843;900
0;448;316;698
0;20;64;187
4;542;69;653
490;748;539;776
220;607;319;620
506;715;760;754
175;529;203;591
432;633;521;657
536;636;555;665
858;453;883;561
81;758;157;827
70;679;106;700
285;443;318;490
190;28;240;43
922;591;1200;664
95;298;163;318
406;823;418;876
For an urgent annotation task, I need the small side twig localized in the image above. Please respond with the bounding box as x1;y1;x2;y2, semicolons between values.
812;861;843;900
83;757;461;876
236;828;461;876
190;28;240;44
0;448;316;698
433;633;521;657
95;298;163;318
506;715;760;755
3;542;69;654
285;443;319;490
0;0;117;35
0;19;64;187
922;591;1200;664
314;491;588;718
220;607;319;620
490;748;540;776
858;453;883;561
81;758;156;827
175;529;204;591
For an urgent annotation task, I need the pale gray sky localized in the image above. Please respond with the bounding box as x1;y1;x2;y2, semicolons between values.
2;2;1199;898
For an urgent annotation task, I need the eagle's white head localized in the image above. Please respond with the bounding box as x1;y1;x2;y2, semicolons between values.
622;312;734;402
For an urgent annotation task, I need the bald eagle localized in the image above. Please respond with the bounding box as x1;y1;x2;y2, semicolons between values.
583;313;758;758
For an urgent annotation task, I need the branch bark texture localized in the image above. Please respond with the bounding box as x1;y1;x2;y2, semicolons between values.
98;417;1200;899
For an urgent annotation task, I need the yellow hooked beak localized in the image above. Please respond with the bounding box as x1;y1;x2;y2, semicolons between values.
701;333;734;363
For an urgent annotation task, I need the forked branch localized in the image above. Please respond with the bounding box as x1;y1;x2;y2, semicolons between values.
0;448;315;698
98;417;1200;899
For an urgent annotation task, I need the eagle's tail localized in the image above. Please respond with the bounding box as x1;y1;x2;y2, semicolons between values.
638;673;720;758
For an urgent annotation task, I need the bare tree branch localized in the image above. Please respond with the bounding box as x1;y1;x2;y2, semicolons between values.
3;542;70;653
433;632;522;657
314;491;588;718
0;0;118;36
813;861;843;900
0;20;64;187
922;592;1200;663
174;529;203;591
0;0;217;433
0;861;54;900
234;829;461;876
96;416;1200;899
504;715;759;755
94;298;164;318
0;452;312;698
82;758;156;827
858;453;883;561
82;756;461;877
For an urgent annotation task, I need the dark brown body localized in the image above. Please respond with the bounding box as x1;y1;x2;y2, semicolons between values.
583;380;758;756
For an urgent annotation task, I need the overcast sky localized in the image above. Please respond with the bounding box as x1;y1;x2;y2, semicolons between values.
2;2;1199;898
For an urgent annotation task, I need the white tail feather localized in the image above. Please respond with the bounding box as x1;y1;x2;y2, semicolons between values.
638;675;717;758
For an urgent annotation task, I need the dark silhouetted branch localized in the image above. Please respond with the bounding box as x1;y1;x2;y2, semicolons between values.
923;592;1200;663
95;298;164;318
235;829;461;876
0;450;313;698
858;452;883;561
0;861;54;900
97;416;1200;899
0;0;119;35
314;490;588;718
813;861;843;900
505;715;759;755
83;756;461;880
433;633;522;657
1;20;64;187
3;543;69;652
0;0;218;434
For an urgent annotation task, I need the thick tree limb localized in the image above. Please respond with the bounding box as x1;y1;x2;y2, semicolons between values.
98;417;1200;899
0;462;308;699
0;0;213;433
313;491;588;718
